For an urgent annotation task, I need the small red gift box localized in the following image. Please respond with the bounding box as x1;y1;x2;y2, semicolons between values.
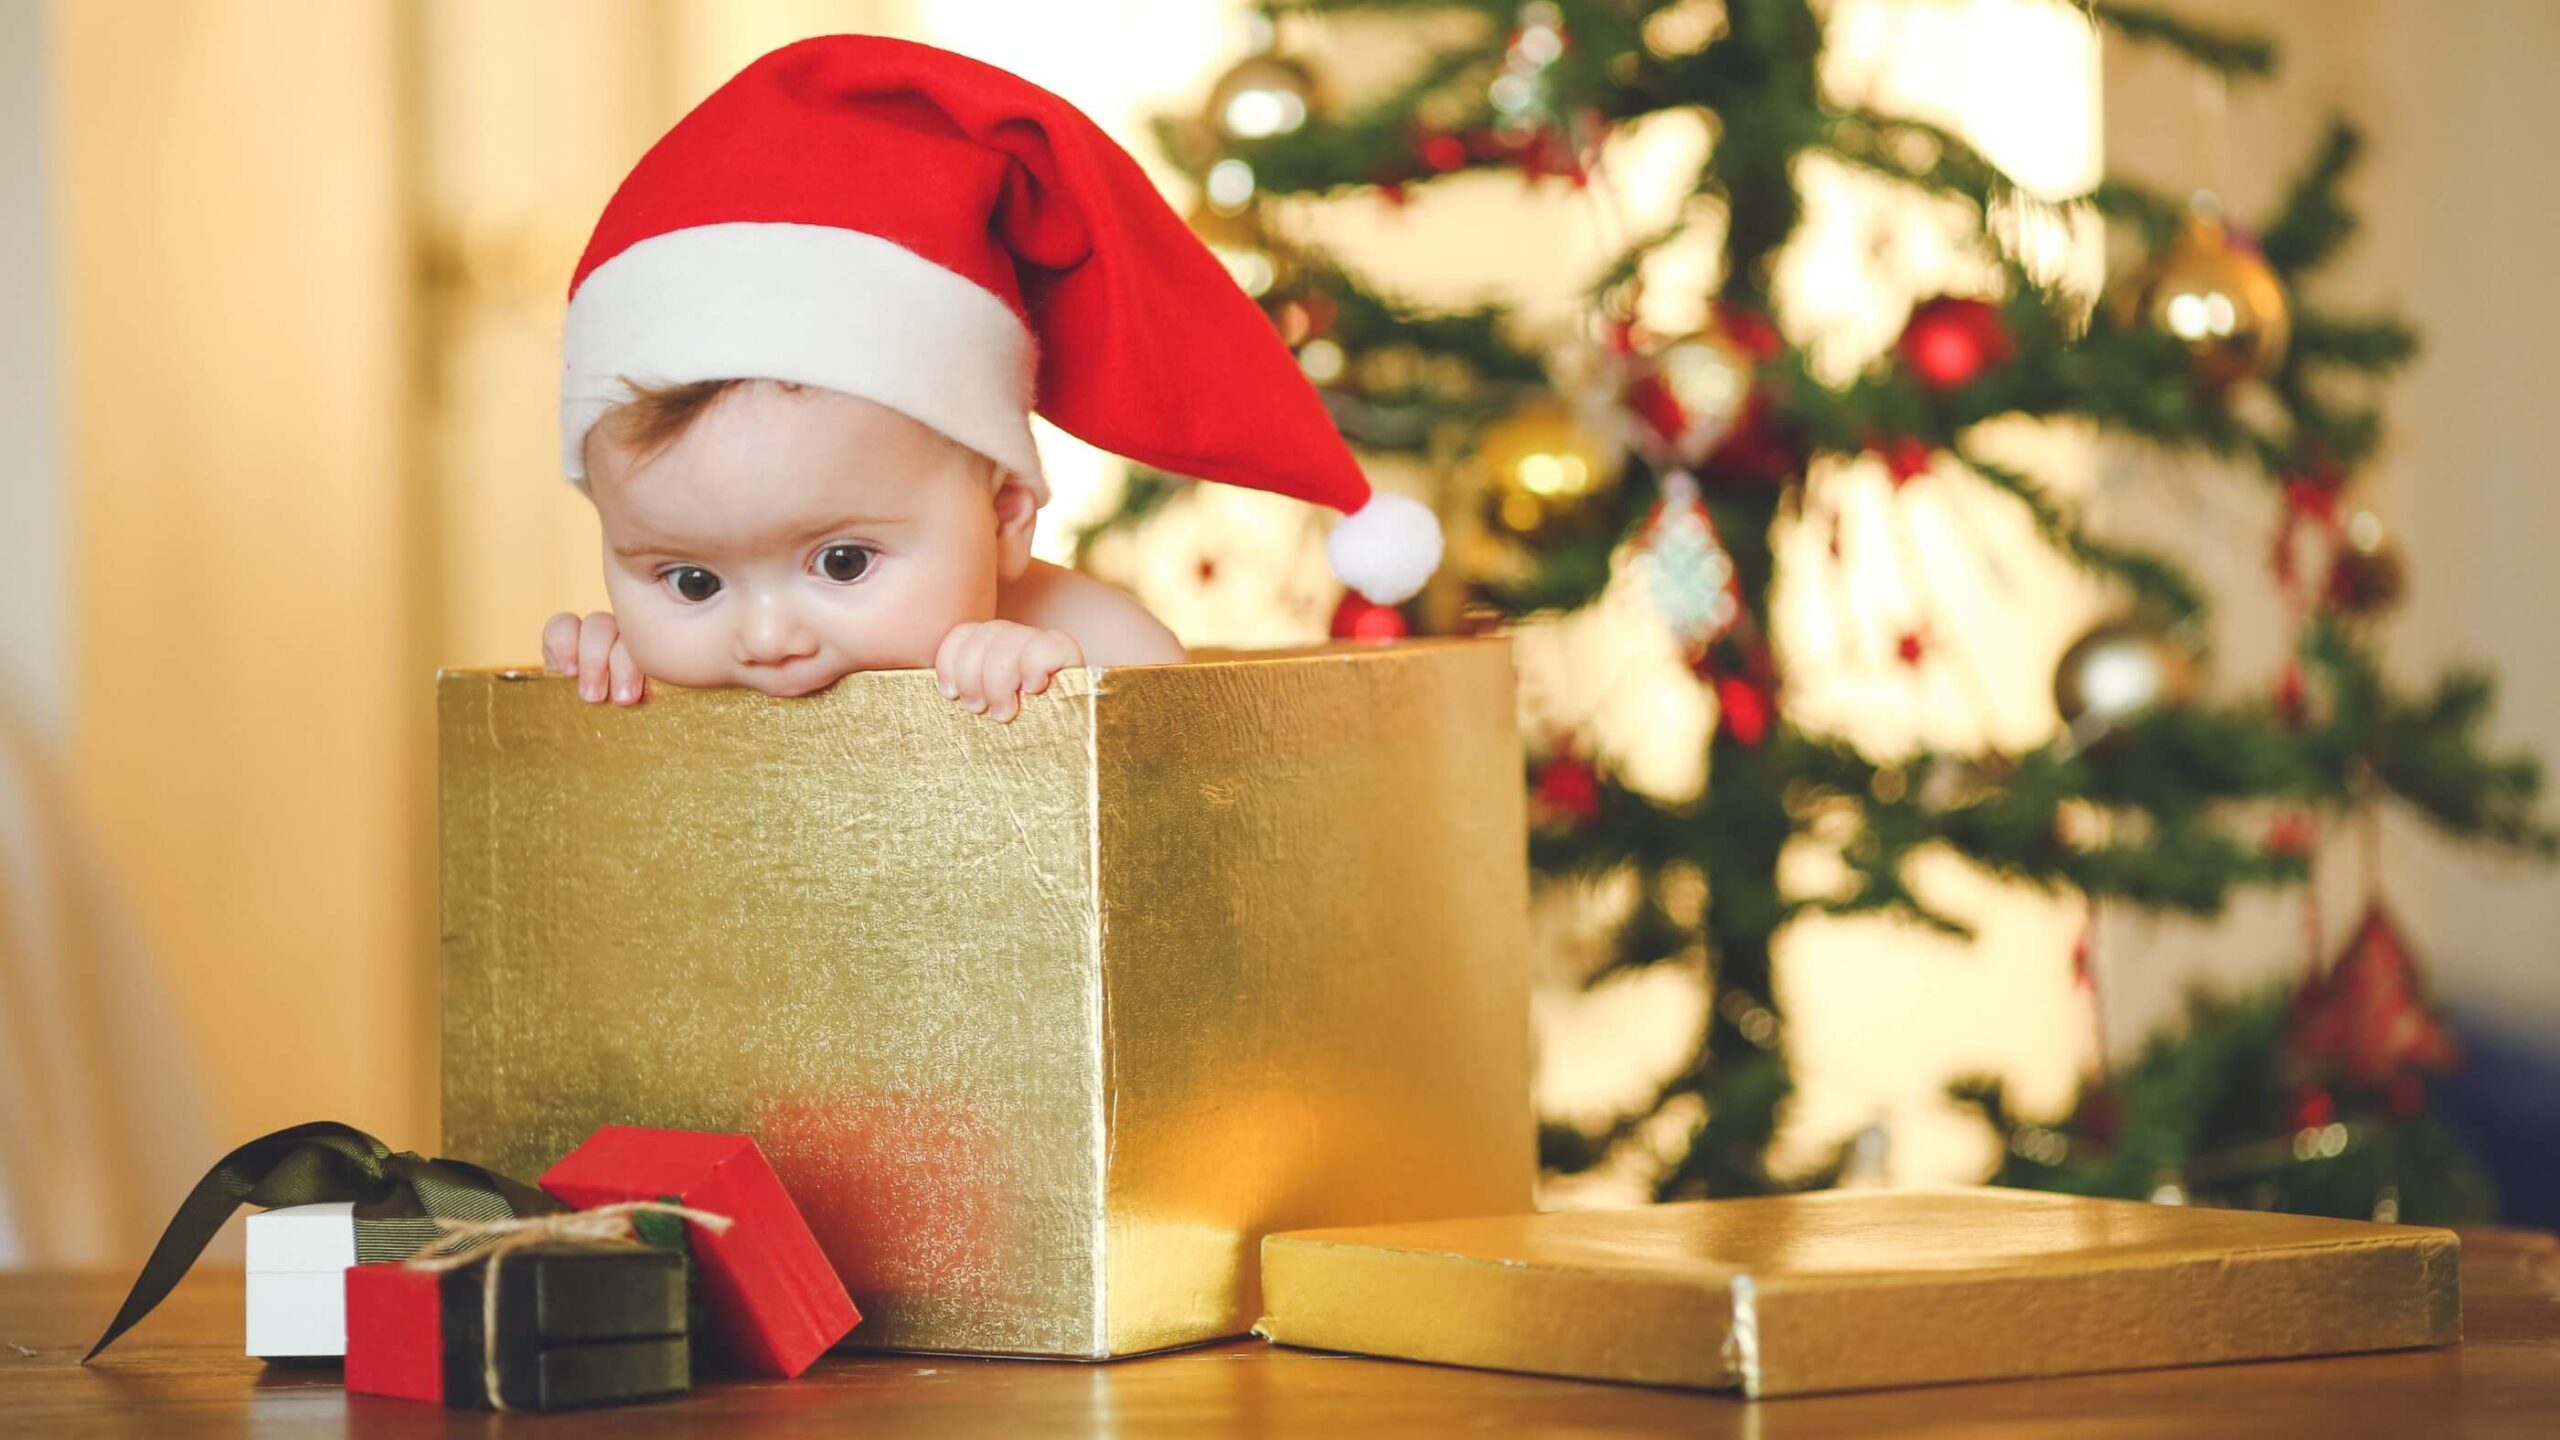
344;1244;689;1410
540;1126;860;1377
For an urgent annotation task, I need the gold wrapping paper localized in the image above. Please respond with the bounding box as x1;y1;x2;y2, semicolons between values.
1257;1187;2461;1396
439;638;1535;1357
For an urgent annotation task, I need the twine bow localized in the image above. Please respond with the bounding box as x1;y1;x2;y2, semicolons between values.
404;1201;733;1413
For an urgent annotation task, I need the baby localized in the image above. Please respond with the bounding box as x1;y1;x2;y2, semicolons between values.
543;377;1184;721
535;37;1439;718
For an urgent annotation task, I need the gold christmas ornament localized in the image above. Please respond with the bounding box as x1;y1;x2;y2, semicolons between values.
1477;396;1621;540
1186;200;1297;301
2131;212;2290;388
1354;344;1428;396
1422;354;1480;400
1205;53;1321;143
2054;615;2200;729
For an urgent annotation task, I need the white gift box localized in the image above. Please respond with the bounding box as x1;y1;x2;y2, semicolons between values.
242;1202;356;1357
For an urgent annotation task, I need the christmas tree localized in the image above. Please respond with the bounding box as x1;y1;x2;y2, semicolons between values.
1080;0;2551;1220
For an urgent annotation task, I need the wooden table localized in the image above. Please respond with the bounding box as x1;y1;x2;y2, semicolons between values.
9;1232;2560;1437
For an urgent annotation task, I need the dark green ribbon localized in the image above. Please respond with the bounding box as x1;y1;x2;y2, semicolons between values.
85;1120;562;1362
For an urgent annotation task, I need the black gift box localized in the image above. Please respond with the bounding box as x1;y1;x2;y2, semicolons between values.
346;1242;689;1410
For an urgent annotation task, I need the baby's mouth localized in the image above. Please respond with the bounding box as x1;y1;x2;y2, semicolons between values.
740;662;844;698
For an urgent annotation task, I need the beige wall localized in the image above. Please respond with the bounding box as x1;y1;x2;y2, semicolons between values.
2098;0;2560;1043
58;1;430;1145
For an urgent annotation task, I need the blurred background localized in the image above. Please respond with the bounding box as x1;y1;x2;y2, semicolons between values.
2;0;2554;1265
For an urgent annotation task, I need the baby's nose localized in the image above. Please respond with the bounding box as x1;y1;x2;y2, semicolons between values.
735;593;820;665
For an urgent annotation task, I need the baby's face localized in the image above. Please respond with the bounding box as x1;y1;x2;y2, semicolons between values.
584;382;1030;697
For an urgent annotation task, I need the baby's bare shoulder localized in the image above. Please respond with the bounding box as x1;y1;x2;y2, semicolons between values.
1000;561;1188;665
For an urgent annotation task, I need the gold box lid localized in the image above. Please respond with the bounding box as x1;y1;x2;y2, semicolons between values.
1257;1186;2460;1396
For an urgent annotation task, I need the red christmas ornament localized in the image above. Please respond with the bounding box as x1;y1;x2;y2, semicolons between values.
2290;447;2350;496
1461;128;1518;164
1712;674;1773;747
1623;325;1757;470
2387;1073;2427;1118
2289;1086;2337;1131
1700;390;1801;486
1417;130;1468;172
2291;905;2459;1086
2272;473;2346;595
1876;434;1935;486
1696;636;1780;747
2274;660;2309;728
2070;1087;2124;1152
1522;116;1599;186
1329;591;1408;643
1531;750;1603;828
1895;629;1928;667
2264;812;2318;858
1270;291;1339;347
1896;295;2014;392
2282;477;2342;530
1623;377;1687;457
1713;302;1786;362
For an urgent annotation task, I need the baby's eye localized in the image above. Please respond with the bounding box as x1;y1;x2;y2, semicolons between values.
662;566;722;603
814;544;875;584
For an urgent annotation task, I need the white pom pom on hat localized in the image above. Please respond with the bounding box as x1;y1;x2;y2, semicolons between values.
1325;492;1444;605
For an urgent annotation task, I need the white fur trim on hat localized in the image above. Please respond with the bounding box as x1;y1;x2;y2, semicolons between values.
561;221;1047;497
1326;492;1443;605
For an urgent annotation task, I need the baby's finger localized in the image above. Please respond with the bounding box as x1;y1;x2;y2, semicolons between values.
1018;631;1083;696
978;627;1037;722
541;612;581;674
607;637;644;706
945;624;1003;711
576;611;618;702
933;623;980;700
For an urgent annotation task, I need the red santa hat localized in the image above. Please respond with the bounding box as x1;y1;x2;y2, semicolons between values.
561;34;1441;605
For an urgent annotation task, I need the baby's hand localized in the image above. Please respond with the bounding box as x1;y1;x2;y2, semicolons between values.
541;610;647;706
935;621;1083;723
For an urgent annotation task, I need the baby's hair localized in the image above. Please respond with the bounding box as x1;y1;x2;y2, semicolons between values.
586;377;1004;486
590;377;794;472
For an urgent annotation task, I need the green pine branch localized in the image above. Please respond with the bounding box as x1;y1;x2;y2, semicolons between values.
2086;3;2280;78
2258;122;2365;276
1958;452;2208;622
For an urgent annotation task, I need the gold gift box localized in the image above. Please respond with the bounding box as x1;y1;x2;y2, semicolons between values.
439;638;1535;1358
1258;1187;2460;1396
